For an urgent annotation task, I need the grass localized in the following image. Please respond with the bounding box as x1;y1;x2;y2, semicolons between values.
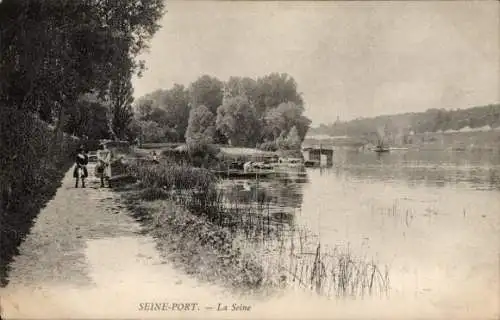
371;200;415;228
120;186;270;296
121;159;391;299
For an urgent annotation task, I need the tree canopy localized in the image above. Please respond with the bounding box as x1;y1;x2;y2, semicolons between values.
134;72;311;149
185;105;216;145
0;0;166;141
216;95;259;147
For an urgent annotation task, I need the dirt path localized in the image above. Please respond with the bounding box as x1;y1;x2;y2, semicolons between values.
0;169;243;319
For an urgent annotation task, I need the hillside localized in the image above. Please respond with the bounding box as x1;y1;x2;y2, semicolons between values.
309;104;500;145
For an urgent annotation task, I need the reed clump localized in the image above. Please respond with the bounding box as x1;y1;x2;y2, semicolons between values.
248;230;391;299
124;160;390;299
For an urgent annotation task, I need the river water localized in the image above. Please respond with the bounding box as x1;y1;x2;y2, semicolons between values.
219;149;500;317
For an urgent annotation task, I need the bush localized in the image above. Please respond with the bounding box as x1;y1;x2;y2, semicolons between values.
186;142;220;168
160;143;221;168
0;106;79;286
258;141;278;152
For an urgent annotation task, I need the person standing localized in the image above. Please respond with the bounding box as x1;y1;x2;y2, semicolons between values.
74;145;89;188
151;150;159;164
96;143;113;188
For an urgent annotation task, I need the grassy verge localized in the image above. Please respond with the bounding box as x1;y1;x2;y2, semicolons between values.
119;159;390;299
119;184;275;297
0;107;80;286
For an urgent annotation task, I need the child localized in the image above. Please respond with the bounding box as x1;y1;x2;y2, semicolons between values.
74;146;89;188
151;151;159;164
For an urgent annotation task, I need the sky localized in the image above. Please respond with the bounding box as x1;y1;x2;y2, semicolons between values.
132;0;500;126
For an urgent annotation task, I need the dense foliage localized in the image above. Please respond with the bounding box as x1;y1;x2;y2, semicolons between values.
0;0;166;285
0;107;80;285
0;0;165;140
132;73;312;149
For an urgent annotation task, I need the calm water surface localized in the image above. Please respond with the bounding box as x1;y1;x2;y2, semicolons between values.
220;150;500;313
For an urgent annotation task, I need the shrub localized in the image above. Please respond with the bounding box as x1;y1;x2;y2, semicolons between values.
186;142;220;167
258;141;278;152
0;106;80;286
160;142;221;168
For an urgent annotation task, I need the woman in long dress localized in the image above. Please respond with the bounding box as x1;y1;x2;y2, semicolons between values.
96;143;113;188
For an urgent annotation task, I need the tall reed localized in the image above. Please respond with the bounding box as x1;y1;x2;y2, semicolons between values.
125;160;390;298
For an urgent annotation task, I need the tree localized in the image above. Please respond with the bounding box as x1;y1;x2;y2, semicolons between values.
62;95;109;140
160;84;191;141
224;77;258;104
0;0;165;136
216;95;259;147
109;74;134;140
131;120;165;143
134;84;191;142
185;105;216;144
254;73;304;116
135;97;154;121
286;126;301;149
148;107;170;126
188;75;224;115
134;72;311;147
263;102;310;141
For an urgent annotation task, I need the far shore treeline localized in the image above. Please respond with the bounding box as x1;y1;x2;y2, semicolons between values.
131;74;312;152
309;104;500;144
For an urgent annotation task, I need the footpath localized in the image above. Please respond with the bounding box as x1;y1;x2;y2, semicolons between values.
0;168;237;319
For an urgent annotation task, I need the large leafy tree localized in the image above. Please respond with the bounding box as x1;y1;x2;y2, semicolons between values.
254;73;304;117
161;84;191;140
185;105;216;144
133;84;191;142
188;75;224;115
216;95;259;147
224;77;258;105
62;96;110;140
263;102;311;141
0;0;166;140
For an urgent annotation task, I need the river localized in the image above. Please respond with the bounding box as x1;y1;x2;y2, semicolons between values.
218;149;500;317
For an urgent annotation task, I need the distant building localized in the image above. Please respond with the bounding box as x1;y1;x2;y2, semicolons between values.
302;146;334;166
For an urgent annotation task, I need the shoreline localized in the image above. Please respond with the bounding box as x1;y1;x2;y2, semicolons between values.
116;180;284;299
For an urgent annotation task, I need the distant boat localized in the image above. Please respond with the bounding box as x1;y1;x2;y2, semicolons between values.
372;145;390;153
372;126;392;153
304;160;320;167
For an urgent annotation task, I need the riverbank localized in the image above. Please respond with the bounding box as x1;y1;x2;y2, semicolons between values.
117;182;281;297
1;156;497;319
0;168;236;319
121;159;391;299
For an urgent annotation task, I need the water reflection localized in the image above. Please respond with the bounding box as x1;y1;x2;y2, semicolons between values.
217;150;500;303
218;178;305;209
328;150;500;191
218;150;500;221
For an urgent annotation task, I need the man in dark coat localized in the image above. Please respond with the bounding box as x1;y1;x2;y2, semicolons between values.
73;145;89;188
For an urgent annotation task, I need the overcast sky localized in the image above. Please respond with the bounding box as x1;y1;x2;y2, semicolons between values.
132;0;500;126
